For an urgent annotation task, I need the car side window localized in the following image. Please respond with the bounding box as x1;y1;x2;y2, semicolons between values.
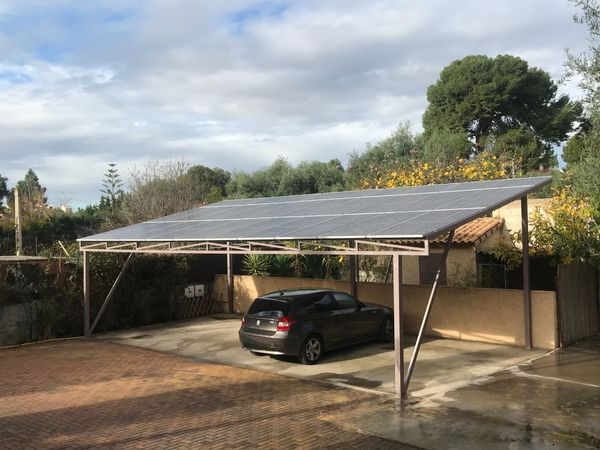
301;294;335;315
331;293;358;310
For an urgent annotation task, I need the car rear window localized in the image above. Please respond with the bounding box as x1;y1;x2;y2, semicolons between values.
248;298;291;318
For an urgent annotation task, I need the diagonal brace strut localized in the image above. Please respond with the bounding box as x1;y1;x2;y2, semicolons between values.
403;229;455;396
89;253;134;335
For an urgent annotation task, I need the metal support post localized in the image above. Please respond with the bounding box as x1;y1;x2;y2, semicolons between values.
227;243;234;313
522;196;532;349
89;253;134;335
349;240;357;299
83;251;90;338
404;230;454;392
15;187;23;256
392;254;406;403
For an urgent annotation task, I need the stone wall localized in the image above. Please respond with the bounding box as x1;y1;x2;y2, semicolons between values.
0;302;37;346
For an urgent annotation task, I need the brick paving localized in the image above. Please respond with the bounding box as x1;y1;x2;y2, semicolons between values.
0;340;416;449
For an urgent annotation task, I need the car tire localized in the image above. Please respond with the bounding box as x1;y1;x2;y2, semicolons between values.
298;334;323;365
379;317;393;342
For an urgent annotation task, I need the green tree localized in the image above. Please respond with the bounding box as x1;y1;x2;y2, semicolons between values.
0;174;8;211
486;127;556;176
100;163;124;209
415;128;471;164
563;132;587;165
227;157;347;198
567;0;600;220
227;157;292;198
347;123;416;187
227;157;348;199
185;165;231;204
11;169;48;216
573;153;600;219
423;55;582;165
567;1;600;115
278;160;346;195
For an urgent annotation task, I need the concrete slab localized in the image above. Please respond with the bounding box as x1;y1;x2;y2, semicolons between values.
100;316;547;402
339;337;600;449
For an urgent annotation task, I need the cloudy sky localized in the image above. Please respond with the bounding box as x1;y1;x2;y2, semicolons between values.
0;0;590;207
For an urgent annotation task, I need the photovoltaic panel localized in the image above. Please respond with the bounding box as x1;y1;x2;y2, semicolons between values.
79;176;551;243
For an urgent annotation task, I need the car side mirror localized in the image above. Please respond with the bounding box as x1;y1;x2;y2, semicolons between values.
357;301;366;310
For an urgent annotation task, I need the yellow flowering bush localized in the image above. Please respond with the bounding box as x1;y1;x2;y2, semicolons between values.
493;185;600;266
360;152;506;189
529;186;600;264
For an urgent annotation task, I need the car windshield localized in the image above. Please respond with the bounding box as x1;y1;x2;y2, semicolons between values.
248;298;291;318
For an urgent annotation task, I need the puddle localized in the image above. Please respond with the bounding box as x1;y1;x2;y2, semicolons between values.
311;372;383;389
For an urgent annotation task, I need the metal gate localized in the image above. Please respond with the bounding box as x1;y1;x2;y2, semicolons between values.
556;263;599;347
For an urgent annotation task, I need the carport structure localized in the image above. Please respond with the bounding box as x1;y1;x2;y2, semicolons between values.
78;176;550;403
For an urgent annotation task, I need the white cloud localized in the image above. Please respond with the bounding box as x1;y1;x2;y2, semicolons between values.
0;0;590;207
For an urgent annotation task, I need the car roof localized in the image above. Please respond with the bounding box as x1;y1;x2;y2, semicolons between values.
261;288;339;302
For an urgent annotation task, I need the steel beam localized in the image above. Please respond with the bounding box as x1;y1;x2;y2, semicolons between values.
227;243;234;314
83;251;90;337
298;241;352;252
107;242;137;250
521;196;532;349
355;239;429;254
349;240;358;298
80;247;430;256
392;253;406;403
79;239;430;256
404;230;455;393
249;242;300;252
89;253;134;335
78;246;429;257
136;242;170;251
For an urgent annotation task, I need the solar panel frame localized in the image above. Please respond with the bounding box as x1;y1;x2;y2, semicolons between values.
78;176;551;243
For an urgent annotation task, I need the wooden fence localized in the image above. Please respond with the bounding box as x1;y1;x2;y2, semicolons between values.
556;263;600;347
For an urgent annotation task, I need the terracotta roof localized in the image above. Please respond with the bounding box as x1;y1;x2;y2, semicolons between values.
431;217;504;245
391;217;504;246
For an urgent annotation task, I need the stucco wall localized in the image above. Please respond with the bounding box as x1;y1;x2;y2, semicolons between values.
213;275;557;349
493;198;550;234
402;227;511;286
401;250;477;285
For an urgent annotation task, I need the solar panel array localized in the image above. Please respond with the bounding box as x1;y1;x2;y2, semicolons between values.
79;176;551;243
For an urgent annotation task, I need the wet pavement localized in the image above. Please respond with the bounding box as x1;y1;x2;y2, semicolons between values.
101;318;600;449
342;336;600;449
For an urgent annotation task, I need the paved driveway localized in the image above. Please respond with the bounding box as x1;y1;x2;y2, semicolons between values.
100;317;600;449
2;319;599;449
101;316;548;401
0;339;415;449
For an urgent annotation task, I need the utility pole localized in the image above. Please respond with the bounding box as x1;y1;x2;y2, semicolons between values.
15;187;23;256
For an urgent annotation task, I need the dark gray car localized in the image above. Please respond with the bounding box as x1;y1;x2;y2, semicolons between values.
238;288;393;364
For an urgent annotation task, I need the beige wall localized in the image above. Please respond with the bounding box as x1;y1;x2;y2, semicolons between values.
401;248;477;286
213;275;557;349
493;198;550;234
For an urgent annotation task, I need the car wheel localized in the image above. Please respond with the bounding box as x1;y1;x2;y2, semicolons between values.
298;335;323;364
379;317;393;342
